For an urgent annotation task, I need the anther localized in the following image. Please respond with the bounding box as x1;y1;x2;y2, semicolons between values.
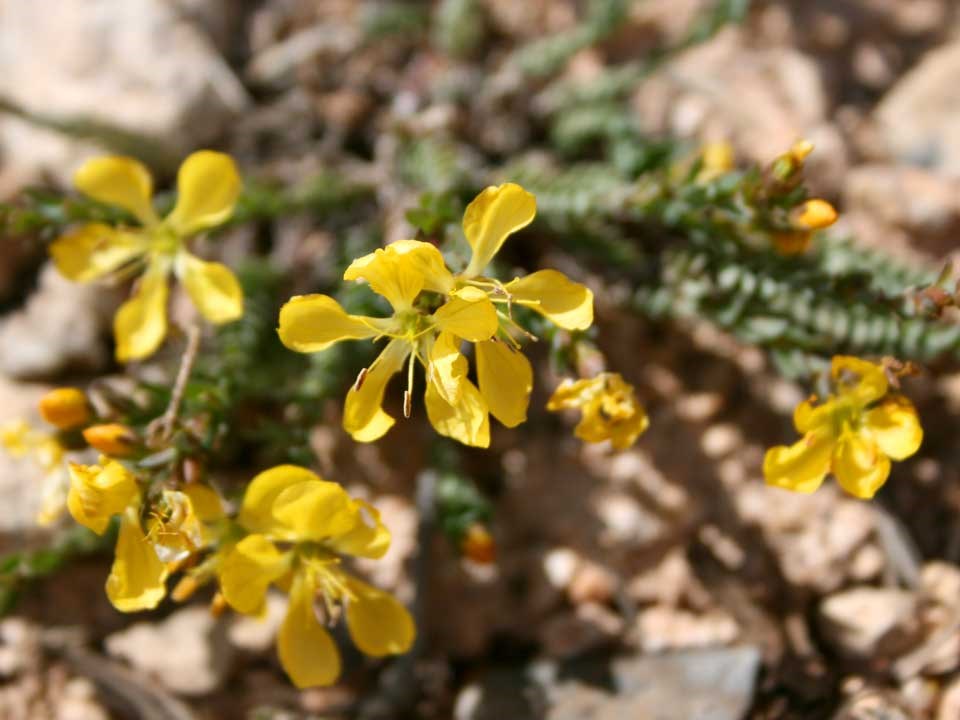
403;390;412;418
354;367;369;391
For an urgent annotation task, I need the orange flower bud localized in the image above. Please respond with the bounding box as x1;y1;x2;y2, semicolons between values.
461;523;496;565
210;592;228;618
171;575;200;603
792;199;838;231
789;139;814;164
38;388;90;430
82;423;139;457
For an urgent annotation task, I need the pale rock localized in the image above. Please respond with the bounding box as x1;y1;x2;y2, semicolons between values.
543;548;579;590
105;606;233;695
633;606;738;653
0;618;42;677
228;591;287;653
819;587;919;658
567;560;617;605
700;423;742;459
0;0;248;184
633;31;829;168
0;264;118;380
627;550;693;607
56;678;109;720
844;164;960;251
921;561;960;608
937;675;960;720
875;43;960;175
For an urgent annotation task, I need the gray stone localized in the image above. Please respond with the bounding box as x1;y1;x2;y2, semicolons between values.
0;0;249;184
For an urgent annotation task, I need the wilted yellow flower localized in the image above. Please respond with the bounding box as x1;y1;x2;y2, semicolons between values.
1;421;70;526
66;460;168;610
278;183;593;447
83;423;139;457
50;152;244;362
38;388;91;430
773;198;838;256
218;465;414;688
547;372;649;450
461;523;496;565
764;356;922;499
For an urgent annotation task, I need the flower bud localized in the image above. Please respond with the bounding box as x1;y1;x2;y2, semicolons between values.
82;423;139;457
791;199;838;231
461;523;496;565
38;388;90;430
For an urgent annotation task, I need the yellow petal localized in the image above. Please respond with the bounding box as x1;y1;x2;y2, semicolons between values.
476;339;532;427
219;534;291;615
239;465;324;534
506;270;593;330
328;500;392;559
833;432;890;499
271;480;359;542
463;183;536;277
278;294;386;354
166;151;241;236
546;377;597;411
344;339;410;443
344;576;415;657
74;156;158;226
831;356;888;406
607;409;649;450
432;288;498;342
793;396;834;434
864;395;922;461
114;264;169;362
384;239;454;294
106;512;168;612
278;573;341;688
66;461;139;535
763;432;833;494
425;375;490;448
178;253;243;324
344;243;427;311
50;224;147;282
427;331;467;406
182;484;225;522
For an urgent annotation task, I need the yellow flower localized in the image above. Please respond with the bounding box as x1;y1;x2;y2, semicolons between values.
1;421;70;526
764;356;923;499
773;198;838;256
50;152;244;362
38;388;91;430
698;141;734;181
547;372;649;450
82;423;139;457
66;460;169;611
277;183;593;447
146;485;224;565
217;465;414;688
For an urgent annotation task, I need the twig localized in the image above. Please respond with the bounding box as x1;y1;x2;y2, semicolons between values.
153;323;201;443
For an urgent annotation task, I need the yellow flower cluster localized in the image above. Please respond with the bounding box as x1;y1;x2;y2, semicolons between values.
768;140;839;256
218;465;414;687
764;356;922;499
278;183;594;447
66;459;223;611
51;152;244;362
547;372;648;450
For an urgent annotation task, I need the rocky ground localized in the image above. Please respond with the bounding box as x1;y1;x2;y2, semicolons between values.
3;1;960;718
